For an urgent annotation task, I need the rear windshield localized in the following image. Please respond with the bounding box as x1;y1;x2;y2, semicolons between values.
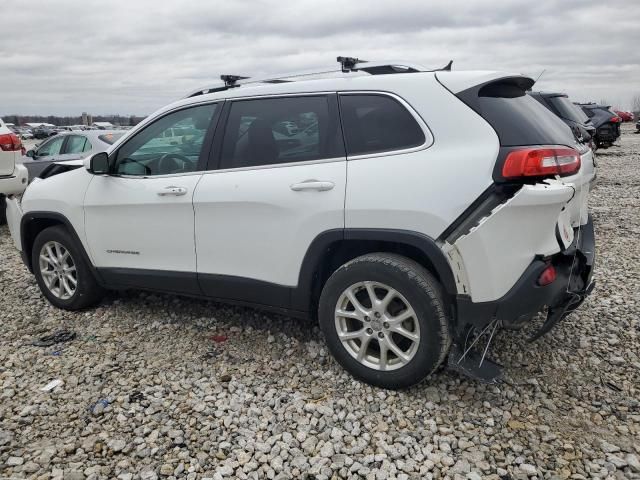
98;132;125;145
459;82;576;147
549;96;589;123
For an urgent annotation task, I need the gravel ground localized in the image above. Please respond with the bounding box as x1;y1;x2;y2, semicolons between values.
1;124;639;480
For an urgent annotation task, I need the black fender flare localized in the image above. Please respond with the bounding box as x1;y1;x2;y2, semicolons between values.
20;211;101;283
291;228;458;312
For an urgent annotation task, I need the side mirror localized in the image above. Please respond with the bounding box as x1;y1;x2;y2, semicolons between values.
87;152;110;174
26;149;35;158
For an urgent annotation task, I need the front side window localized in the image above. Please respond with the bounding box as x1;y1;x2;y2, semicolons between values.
339;94;426;156
36;136;65;157
114;103;217;176
220;95;343;169
65;135;89;154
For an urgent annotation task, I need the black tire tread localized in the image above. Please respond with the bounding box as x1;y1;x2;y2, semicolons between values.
319;252;452;389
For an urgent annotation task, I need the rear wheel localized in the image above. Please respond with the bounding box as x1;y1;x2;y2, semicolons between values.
318;253;451;389
32;226;104;310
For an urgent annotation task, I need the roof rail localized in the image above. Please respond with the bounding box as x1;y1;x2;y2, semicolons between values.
185;57;452;98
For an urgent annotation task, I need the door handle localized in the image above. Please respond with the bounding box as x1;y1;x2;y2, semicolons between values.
290;180;335;192
157;186;188;196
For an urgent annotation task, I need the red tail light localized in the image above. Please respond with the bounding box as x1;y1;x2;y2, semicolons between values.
502;146;581;179
610;116;621;123
537;264;557;286
0;132;23;152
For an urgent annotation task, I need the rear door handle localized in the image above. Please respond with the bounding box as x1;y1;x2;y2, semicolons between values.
157;186;188;196
290;180;335;192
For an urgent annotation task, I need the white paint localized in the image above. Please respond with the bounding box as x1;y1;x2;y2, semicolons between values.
193;160;346;285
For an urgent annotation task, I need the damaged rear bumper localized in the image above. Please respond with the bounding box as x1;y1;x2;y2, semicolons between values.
455;214;595;339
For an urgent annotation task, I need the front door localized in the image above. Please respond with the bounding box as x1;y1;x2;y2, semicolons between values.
83;102;219;293
193;94;346;309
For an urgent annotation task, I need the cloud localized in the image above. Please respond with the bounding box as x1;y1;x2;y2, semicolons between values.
1;0;638;115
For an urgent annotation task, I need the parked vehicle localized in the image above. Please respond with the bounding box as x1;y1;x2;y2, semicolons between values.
614;110;634;122
1;60;596;388
577;103;621;148
0;117;28;225
529;92;596;148
636;118;640;133
33;127;58;139
23;130;125;179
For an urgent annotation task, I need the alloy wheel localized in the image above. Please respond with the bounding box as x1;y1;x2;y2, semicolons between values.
334;281;420;371
39;241;77;300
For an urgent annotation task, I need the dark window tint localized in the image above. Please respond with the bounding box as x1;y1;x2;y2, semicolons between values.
581;107;595;118
463;83;576;147
548;96;589;123
339;94;425;155
220;96;343;169
115;103;217;176
65;135;89;154
98;132;125;145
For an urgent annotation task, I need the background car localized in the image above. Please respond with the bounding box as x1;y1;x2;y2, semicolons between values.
577;103;621;148
614;110;634;122
0;117;28;224
23;130;125;178
32;127;58;139
529;92;596;148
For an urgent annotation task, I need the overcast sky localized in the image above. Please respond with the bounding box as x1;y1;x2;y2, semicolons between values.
1;0;638;116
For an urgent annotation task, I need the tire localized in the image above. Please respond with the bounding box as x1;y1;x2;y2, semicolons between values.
32;225;104;310
318;253;451;389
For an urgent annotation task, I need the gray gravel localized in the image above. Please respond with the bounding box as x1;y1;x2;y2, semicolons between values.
1;124;639;479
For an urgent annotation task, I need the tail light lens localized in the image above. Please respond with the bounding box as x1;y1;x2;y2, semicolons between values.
502;146;581;180
0;132;23;152
537;264;557;286
610;116;621;123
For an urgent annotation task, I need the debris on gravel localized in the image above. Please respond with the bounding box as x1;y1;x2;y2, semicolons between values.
0;124;638;479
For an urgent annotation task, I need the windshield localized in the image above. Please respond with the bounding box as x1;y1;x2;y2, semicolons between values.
98;132;125;145
549;96;589;123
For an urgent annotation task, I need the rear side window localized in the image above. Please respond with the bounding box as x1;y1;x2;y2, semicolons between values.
99;132;125;145
65;135;89;154
339;94;425;156
459;82;575;147
220;95;343;169
548;96;589;123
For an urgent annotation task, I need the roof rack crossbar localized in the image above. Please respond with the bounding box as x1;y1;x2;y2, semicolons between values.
185;58;452;98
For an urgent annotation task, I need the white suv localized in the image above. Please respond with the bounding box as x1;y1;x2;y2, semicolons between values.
0;117;28;224
2;60;596;388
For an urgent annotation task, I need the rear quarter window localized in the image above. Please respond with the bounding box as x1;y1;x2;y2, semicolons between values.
339;94;425;156
458;81;576;147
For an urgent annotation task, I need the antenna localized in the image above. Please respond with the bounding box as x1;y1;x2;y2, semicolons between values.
534;69;546;84
438;60;453;71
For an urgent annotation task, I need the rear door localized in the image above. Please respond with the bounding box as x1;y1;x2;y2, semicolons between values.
193;94;346;308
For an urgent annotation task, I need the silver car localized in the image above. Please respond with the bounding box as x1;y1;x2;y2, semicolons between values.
24;130;125;179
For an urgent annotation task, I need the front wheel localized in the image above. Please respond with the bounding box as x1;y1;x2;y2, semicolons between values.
318;253;451;389
32;226;104;310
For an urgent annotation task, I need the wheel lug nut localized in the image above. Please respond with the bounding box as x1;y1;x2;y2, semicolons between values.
366;328;373;335
378;332;384;338
364;316;370;322
374;312;381;318
383;322;389;329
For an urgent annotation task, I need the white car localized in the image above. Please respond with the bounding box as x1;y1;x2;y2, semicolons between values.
0;117;28;224
1;59;596;388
